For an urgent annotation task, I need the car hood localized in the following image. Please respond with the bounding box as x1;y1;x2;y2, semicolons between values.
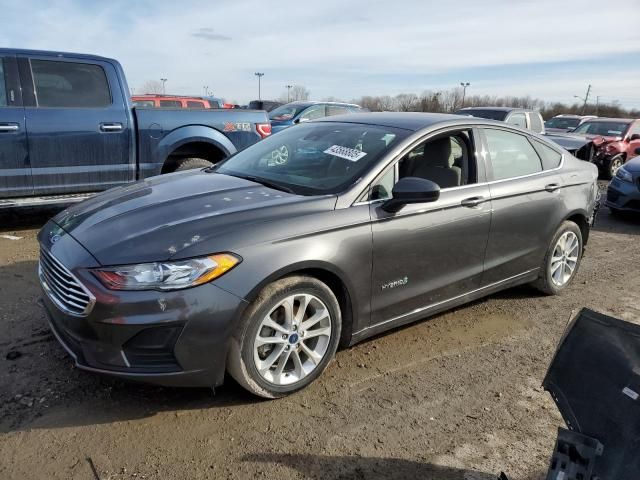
623;155;640;172
51;170;336;265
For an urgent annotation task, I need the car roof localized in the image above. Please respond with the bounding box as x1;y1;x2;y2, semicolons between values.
457;106;532;112
581;117;635;123
0;47;116;63
285;101;361;108
314;112;500;131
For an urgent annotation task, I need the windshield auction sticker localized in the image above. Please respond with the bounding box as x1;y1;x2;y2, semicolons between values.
324;145;368;162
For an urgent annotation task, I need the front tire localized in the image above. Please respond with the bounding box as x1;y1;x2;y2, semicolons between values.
227;276;342;398
533;221;583;295
604;155;624;180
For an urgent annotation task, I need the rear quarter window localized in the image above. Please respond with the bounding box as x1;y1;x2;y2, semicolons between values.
528;112;544;133
31;59;111;108
532;140;563;169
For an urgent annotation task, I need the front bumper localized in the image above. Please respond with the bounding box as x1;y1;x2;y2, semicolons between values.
605;177;640;212
38;226;248;388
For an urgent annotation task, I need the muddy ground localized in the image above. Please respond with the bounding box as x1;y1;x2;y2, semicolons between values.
0;202;639;480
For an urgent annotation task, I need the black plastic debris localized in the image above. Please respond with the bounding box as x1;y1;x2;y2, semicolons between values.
545;427;603;480
543;308;640;479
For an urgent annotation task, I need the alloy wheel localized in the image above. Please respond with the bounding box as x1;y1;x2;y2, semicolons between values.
550;231;580;287
253;293;332;386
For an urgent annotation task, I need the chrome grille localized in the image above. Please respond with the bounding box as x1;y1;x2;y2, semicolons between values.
39;248;94;316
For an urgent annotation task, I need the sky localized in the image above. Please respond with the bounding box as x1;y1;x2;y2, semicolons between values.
3;0;640;108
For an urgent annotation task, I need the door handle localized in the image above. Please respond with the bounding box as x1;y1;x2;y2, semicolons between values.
461;196;485;208
100;123;123;132
545;183;561;192
0;123;19;132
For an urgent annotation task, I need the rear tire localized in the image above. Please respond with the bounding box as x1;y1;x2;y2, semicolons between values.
227;276;341;399
533;221;583;296
175;157;214;171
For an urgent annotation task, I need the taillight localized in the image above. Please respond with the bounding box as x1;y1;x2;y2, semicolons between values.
256;123;271;138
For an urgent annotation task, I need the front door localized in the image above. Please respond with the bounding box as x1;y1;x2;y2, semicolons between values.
20;56;133;195
369;128;491;327
0;55;31;198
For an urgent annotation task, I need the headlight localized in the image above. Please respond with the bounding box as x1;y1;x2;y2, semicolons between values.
616;166;633;183
92;253;241;291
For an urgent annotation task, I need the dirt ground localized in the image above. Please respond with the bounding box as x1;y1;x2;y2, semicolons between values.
0;200;639;480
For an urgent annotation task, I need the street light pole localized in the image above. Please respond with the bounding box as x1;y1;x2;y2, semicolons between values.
460;82;470;107
254;72;265;100
285;84;293;102
160;78;167;94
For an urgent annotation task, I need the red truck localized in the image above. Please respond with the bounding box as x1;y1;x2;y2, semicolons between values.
132;94;228;109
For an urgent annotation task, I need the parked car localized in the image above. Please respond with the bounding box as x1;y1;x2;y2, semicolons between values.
269;101;365;133
544;114;596;133
248;100;283;112
605;146;640;215
131;94;224;109
454;107;545;134
569;118;640;179
0;49;270;208
39;112;599;398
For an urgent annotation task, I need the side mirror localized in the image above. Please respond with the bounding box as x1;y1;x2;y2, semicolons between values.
628;133;640;141
382;177;440;213
296;117;310;124
566;127;575;132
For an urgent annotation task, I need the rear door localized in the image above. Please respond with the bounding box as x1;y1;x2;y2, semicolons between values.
480;127;566;284
20;55;133;195
0;55;31;198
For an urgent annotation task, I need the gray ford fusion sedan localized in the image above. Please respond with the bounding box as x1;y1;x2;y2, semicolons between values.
39;113;599;398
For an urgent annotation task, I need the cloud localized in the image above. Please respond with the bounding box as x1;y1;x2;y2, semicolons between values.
1;0;639;106
191;27;231;41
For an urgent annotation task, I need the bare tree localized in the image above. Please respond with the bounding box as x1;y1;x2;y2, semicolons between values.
140;80;164;94
289;85;310;101
394;93;419;112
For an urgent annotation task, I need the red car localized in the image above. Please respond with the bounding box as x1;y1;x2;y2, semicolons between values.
572;118;640;178
131;94;227;109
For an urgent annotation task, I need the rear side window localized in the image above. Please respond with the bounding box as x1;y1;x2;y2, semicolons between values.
532;140;562;169
484;129;542;181
186;101;205;109
326;105;350;116
133;100;155;107
159;100;181;107
0;59;7;106
506;113;527;128
528;112;544;133
31;60;111;108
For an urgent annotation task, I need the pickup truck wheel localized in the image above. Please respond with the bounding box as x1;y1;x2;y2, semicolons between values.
227;275;341;399
533;221;583;296
175;158;214;171
604;155;624;180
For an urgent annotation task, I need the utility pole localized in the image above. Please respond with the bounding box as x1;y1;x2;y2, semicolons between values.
254;72;265;100
460;82;470;107
596;95;602;116
160;78;167;94
575;84;591;115
285;84;293;102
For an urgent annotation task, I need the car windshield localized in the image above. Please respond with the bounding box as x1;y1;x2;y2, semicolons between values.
215;122;408;195
454;109;508;121
545;117;581;129
269;104;307;121
573;121;630;137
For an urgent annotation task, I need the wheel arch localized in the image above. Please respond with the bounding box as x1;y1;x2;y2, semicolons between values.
243;261;357;348
157;126;237;173
563;210;590;246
